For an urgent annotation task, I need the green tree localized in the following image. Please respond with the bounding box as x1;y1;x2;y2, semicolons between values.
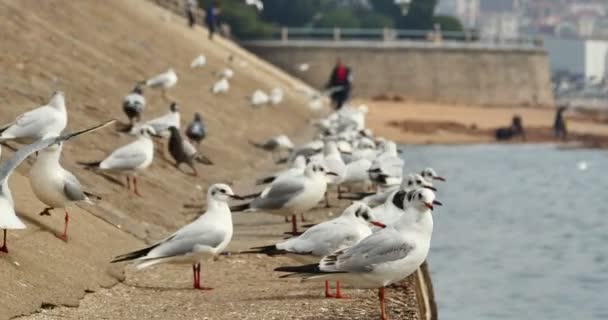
315;9;360;28
433;15;463;32
397;0;438;30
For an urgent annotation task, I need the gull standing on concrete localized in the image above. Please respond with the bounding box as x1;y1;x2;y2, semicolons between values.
211;77;229;94
190;55;207;68
30;143;101;241
275;188;441;320
269;88;284;105
0;120;115;253
250;89;270;107
168;126;212;176
0;91;67;143
111;184;244;290
144;68;177;101
245;202;385;298
249;135;294;162
122;83;146;126
185;112;206;146
230;162;337;234
79;125;155;196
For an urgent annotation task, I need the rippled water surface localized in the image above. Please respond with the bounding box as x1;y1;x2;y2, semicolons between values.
402;144;608;320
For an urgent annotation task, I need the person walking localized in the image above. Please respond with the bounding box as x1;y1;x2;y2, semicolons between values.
325;59;352;110
185;0;198;28
205;1;220;40
554;105;568;140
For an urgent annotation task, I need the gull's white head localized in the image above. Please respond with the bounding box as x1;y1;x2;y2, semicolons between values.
406;188;442;212
49;91;66;109
208;183;243;202
401;174;435;192
342;202;385;228
420;167;446;183
304;162;336;180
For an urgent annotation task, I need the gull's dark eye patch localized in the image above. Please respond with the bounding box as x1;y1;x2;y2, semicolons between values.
220;189;226;193
362;212;370;220
408;181;413;186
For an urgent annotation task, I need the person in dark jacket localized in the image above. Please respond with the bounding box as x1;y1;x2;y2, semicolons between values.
185;0;197;28
553;105;568;140
205;1;220;40
326;59;352;110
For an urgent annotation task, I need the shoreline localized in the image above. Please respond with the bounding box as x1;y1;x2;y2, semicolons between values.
364;100;608;149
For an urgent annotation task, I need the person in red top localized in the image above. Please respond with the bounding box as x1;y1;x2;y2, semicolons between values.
326;59;352;110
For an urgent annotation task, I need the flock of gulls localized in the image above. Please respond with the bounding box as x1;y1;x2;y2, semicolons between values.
0;53;444;320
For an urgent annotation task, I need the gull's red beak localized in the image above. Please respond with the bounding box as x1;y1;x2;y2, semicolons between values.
370;221;386;228
434;176;446;182
424;202;434;210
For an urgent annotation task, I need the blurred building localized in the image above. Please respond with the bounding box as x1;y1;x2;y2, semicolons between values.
478;0;520;40
455;0;479;28
544;36;608;82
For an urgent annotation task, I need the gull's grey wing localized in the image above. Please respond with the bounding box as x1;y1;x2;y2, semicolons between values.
286;220;362;256
320;229;413;273
146;227;227;259
63;171;87;201
102;143;149;170
0;119;115;183
251;179;305;210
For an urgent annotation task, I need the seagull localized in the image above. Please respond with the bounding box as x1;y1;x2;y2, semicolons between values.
168;126;212;176
368;141;403;187
0;91;67;143
339;158;373;195
269;88;284;105
79;125;155;196
190;55;207;68
185;113;206;146
249;135;294;162
323;141;347;206
0;120;115;253
211;77;229;94
275;188;440;320
30;143;101;242
250;90;270;107
420;167;446;183
353;173;433;207
132;102;180;139
217;68;234;79
144;68;178;100
122;83;146;126
230;162;337;234
244;202;385;298
245;0;264;11
111;184;244;290
371;174;436;227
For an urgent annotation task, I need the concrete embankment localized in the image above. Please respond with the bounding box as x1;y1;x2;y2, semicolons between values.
243;40;554;108
0;1;433;319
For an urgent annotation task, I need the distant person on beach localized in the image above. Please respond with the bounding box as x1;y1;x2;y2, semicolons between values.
185;0;198;28
326;59;352;110
205;1;220;40
554;105;568;140
495;115;525;141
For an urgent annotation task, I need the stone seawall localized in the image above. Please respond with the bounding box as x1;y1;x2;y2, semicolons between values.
243;41;555;107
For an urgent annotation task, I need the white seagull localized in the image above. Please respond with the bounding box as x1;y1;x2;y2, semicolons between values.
275;188;440;320
211;77;230;94
190;55;207;68
253;155;307;186
420;167;446;183
79;125;155;196
0;91;67;143
30;143;99;241
144;68;177;100
111;184;243;290
0;120;115;253
249;135;294;162
231;162;337;234
245;202;385;298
